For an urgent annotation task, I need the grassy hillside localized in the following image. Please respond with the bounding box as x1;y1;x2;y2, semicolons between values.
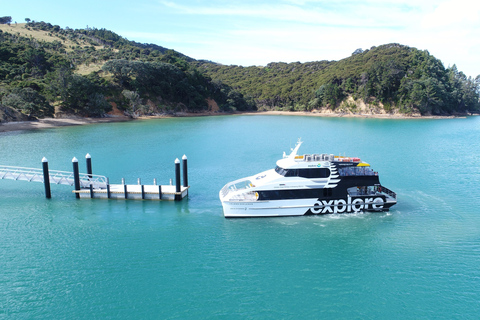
196;44;480;115
0;21;254;121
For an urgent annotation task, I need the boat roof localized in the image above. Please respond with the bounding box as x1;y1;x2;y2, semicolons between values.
276;139;370;169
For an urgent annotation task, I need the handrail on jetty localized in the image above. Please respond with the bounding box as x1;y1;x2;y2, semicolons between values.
0;165;108;189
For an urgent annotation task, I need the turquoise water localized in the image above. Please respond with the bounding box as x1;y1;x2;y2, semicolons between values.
1;115;480;319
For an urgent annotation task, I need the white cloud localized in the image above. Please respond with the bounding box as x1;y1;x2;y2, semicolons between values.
144;0;480;76
159;0;418;27
422;0;480;28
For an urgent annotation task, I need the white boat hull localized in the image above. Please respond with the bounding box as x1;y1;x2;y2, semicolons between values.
222;199;317;217
221;196;395;217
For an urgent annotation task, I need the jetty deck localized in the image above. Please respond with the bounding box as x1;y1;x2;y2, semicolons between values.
74;184;189;201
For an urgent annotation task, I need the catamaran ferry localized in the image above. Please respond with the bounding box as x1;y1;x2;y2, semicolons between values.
219;140;397;217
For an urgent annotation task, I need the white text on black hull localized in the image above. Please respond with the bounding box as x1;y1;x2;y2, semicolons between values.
219;140;397;218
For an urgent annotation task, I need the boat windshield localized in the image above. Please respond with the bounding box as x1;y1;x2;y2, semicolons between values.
230;180;254;191
275;166;330;178
275;166;288;176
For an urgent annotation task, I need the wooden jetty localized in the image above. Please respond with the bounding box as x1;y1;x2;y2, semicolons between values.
0;154;189;201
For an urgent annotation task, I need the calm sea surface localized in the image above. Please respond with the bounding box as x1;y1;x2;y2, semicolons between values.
1;115;479;319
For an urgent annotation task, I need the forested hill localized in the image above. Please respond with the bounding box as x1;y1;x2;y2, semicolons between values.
196;44;480;115
0;21;254;122
1;19;479;122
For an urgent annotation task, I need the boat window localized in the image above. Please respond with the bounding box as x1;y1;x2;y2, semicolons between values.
285;169;298;177
230;180;254;191
275;167;330;178
298;168;330;178
275;166;288;176
347;186;377;196
339;167;376;176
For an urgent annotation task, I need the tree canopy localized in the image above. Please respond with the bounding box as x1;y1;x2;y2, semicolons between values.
196;44;480;115
0;17;12;25
0;21;478;121
0;21;254;121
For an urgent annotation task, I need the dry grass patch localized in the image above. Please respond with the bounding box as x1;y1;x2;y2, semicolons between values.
75;62;105;75
0;23;104;52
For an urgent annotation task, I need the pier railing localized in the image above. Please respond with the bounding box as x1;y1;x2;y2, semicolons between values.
0;165;108;189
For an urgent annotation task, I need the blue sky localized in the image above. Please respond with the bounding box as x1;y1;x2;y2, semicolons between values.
3;0;480;77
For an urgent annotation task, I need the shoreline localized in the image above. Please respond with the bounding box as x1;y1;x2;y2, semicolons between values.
234;110;469;119
0;116;132;133
0;111;474;133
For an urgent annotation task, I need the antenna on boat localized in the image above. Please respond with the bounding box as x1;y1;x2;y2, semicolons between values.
287;138;302;159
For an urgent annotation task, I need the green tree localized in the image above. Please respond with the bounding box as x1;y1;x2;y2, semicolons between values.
122;89;142;116
101;59;135;87
48;70;110;116
0;16;12;25
1;87;53;118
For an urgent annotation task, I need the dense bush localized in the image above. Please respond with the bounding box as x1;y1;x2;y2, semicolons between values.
197;44;480;115
102;59;255;112
0;21;253;120
1;87;53;117
1;21;477;120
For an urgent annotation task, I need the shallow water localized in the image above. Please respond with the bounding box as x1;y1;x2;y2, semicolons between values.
1;115;479;318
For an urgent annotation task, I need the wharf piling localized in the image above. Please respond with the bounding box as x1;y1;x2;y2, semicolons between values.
182;155;188;188
86;153;92;177
86;153;93;197
175;158;181;201
42;157;51;199
106;177;111;199
72;157;80;199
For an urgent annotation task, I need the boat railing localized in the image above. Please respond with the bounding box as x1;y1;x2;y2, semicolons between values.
220;184;231;199
348;190;377;197
380;185;397;199
348;185;396;200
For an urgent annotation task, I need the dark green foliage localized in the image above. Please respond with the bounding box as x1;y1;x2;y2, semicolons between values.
47;69;111;117
0;17;12;25
1;87;53;118
1;21;477;119
0;24;111;118
102;59;255;112
197;44;480;115
0;32;67;81
316;83;344;109
195;61;333;111
0;21;253;120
